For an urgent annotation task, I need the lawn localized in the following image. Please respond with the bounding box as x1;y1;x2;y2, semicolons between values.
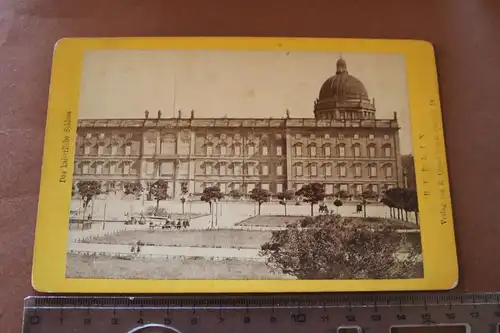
84;229;272;249
237;215;419;230
237;215;304;227
66;253;294;279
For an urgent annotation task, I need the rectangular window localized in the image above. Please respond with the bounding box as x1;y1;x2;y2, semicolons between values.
384;134;390;140
339;165;346;177
206;145;213;156
369;134;375;140
353;145;360;157
355;165;362;177
110;162;116;174
276;164;283;176
356;184;363;194
311;165;317;176
234;145;241;156
161;162;174;175
369;146;376;157
125;145;131;155
248;145;255;156
82;163;89;174
261;183;269;191
262;164;269;175
97;145;104;155
370;165;377;177
220;145;227;156
296;165;303;176
111;145;117;155
325;184;334;194
262;146;268;156
247;164;254;175
340;184;348;192
386;166;393;177
325;164;332;176
146;161;154;175
83;145;90;155
246;183;255;193
205;164;212;175
234;165;241;175
220;164;226;175
123;163;130;175
372;184;378;193
310;146;316;156
96;163;102;174
295;183;303;191
384;146;391;157
354;134;359;140
276;145;282;156
295;145;302;156
276;183;283;193
220;183;227;193
324;145;331;156
233;183;240;190
339;145;345;157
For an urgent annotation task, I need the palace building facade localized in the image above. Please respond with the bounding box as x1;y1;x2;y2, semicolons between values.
73;59;404;198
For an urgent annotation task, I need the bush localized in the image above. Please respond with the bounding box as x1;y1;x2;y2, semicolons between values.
260;215;421;280
146;206;169;217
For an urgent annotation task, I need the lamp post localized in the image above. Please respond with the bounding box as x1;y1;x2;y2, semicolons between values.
188;194;192;223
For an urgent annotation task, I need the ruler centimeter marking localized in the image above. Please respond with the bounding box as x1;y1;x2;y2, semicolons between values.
22;293;500;333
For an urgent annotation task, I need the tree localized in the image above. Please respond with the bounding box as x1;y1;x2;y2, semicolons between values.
361;190;377;218
333;199;343;214
296;183;326;216
229;189;243;200
76;181;101;226
260;215;421;279
180;182;189;214
249;188;271;215
336;190;349;200
402;188;419;225
149;179;170;215
277;190;294;216
123;181;143;199
200;186;224;227
383;188;406;221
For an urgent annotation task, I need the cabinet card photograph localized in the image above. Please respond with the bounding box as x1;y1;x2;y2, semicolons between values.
66;48;423;281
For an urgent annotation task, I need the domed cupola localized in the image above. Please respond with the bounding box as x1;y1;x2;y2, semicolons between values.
313;58;376;120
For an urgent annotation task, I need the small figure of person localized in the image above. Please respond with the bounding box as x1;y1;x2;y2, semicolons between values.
130;245;136;253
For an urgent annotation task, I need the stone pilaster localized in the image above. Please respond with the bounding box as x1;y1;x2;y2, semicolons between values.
285;129;293;190
188;130;196;194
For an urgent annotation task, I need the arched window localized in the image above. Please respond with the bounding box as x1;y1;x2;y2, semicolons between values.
233;143;241;156
324;163;333;177
338;163;347;177
352;143;361;157
338;144;346;157
369;163;377;177
205;143;213;156
309;144;317;157
323;144;331;156
219;144;227;156
367;144;376;158
353;163;362;177
247;144;255;156
294;143;303;157
295;163;303;176
384;164;393;178
261;145;268;156
310;163;317;176
383;144;392;157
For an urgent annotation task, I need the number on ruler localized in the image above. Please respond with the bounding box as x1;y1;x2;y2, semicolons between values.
396;314;406;321
164;318;172;325
371;314;382;321
244;316;251;324
83;318;91;325
445;313;456;320
346;315;356;322
470;311;480;319
111;318;119;325
292;313;306;323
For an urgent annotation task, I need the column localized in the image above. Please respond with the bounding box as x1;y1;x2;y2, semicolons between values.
285;129;293;190
188;130;196;194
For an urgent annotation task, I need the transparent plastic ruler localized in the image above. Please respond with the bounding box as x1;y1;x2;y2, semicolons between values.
22;293;500;333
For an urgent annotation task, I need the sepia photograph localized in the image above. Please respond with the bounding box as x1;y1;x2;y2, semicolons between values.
66;49;422;280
